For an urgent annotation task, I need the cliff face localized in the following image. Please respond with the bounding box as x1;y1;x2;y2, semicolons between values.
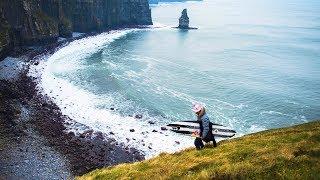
0;9;12;60
0;0;152;60
149;0;202;4
40;0;152;32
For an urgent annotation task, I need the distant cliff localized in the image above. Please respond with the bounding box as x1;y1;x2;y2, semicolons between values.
149;0;202;4
0;0;152;60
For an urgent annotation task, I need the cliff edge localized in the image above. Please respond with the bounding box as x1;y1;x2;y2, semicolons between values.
79;121;320;179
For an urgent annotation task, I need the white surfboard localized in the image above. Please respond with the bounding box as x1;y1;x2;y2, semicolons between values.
167;121;236;138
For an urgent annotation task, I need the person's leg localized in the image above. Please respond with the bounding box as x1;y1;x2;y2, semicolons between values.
212;136;217;147
194;137;204;150
199;138;204;148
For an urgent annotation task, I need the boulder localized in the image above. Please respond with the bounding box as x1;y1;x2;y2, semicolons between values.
161;127;167;131
135;114;143;119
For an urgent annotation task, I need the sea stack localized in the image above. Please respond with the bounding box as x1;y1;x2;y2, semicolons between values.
178;9;190;29
177;9;198;30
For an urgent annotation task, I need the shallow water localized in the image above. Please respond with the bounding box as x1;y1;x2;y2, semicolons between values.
34;0;320;157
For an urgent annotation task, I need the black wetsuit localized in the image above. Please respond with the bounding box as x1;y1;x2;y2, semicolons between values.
194;113;217;149
199;121;217;147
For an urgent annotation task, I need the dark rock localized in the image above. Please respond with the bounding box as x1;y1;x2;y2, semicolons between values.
161;127;168;131
34;61;40;66
82;129;94;138
135;114;143;119
152;130;158;132
148;121;155;125
65;121;71;126
130;129;135;132
161;115;167;119
176;8;198;30
94;132;104;140
58;17;72;38
175;141;180;144
110;107;115;110
178;9;189;29
109;131;114;135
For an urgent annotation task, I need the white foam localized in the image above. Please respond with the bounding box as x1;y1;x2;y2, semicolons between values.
150;22;170;29
58;37;67;42
29;29;194;158
248;124;266;133
260;110;293;118
42;75;192;158
72;32;85;38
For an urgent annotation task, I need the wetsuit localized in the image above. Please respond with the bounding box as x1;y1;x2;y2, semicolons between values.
195;113;217;148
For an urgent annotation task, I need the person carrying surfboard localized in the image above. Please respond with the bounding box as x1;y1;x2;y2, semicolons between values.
192;103;217;149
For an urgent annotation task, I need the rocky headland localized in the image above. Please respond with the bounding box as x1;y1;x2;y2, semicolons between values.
0;0;152;60
149;0;202;4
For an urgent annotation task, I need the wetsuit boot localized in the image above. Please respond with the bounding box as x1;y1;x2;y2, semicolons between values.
212;136;217;147
194;137;204;150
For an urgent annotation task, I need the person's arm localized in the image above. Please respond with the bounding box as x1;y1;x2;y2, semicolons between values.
202;116;210;139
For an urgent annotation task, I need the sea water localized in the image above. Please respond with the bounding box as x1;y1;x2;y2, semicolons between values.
32;0;320;158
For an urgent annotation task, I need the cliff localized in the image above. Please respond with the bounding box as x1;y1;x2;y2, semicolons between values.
0;0;152;60
79;121;320;179
149;0;202;4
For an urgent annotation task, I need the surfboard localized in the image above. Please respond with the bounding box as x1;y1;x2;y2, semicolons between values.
167;121;236;138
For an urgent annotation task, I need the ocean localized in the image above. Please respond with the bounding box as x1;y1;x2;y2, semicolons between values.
31;0;320;158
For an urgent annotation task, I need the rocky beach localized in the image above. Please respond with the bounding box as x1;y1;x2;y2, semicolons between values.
0;36;146;178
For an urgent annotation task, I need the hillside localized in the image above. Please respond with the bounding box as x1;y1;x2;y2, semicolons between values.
79;121;320;179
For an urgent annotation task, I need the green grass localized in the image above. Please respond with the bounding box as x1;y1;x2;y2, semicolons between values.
78;121;320;180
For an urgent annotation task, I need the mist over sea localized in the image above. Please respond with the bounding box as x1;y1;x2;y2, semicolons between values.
34;0;320;157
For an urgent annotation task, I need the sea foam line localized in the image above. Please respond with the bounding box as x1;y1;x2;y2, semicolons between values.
29;29;193;158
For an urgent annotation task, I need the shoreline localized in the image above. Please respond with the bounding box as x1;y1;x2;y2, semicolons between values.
0;28;149;177
30;25;194;159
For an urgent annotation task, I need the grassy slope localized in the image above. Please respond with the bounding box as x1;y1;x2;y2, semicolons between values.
79;121;320;179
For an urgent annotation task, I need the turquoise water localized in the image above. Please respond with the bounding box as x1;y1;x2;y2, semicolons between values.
38;0;320;156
